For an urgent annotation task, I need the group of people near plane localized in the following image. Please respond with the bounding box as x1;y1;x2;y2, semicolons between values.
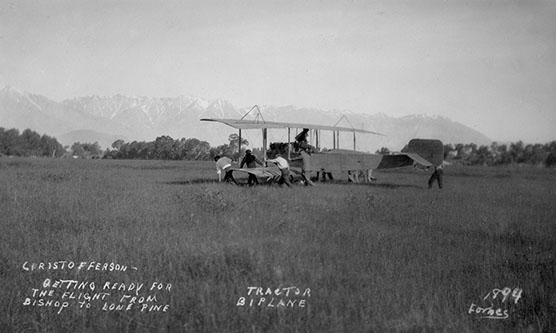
214;150;293;187
215;154;444;189
214;128;314;187
213;127;444;189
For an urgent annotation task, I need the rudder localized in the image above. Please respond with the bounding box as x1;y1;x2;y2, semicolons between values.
401;139;444;167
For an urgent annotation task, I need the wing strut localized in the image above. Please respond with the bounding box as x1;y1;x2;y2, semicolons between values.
262;128;267;159
238;129;242;160
241;105;266;122
333;115;361;151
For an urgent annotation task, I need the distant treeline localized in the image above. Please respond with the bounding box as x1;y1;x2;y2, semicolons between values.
2;127;555;167
0;128;248;161
108;137;556;168
379;142;556;167
104;134;249;161
0;127;64;157
442;142;556;167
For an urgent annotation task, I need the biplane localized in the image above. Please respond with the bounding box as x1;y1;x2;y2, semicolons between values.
201;106;443;185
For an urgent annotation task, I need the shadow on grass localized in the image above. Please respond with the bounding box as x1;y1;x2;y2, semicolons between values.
165;178;425;189
163;178;276;187
312;180;424;189
163;179;226;185
368;182;424;189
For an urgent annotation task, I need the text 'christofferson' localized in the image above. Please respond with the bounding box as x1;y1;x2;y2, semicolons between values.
22;261;137;272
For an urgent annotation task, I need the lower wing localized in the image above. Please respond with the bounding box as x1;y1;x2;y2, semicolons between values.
229;167;281;178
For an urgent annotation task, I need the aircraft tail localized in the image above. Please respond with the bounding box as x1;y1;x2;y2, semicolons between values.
401;139;444;167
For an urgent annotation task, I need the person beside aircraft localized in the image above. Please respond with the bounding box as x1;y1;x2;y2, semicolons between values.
295;128;309;144
214;155;238;185
294;128;316;152
347;170;359;183
240;149;263;186
348;169;376;183
428;164;444;189
316;169;334;182
266;154;292;187
290;150;314;186
367;169;377;182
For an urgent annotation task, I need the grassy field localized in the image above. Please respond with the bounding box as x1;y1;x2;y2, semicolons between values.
1;157;555;332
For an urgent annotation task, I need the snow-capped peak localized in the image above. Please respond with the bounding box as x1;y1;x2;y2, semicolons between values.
1;85;25;97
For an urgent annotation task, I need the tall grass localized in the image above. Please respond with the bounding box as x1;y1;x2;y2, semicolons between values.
1;158;555;332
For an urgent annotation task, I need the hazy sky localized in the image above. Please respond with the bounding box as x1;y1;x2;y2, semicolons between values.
1;0;555;143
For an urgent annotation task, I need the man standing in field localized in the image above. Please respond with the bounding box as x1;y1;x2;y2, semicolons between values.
214;155;238;185
428;164;444;189
240;149;263;186
266;153;292;187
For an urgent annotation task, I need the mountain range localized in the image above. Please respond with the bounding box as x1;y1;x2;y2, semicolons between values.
0;86;491;152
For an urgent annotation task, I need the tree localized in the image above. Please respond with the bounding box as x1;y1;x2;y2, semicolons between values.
71;142;85;158
492;143;511;165
85;142;102;157
181;138;211;160
192;141;211;160
3;128;23;155
40;134;64;157
112;139;125;150
182;138;201;159
525;144;546;166
228;134;249;151
0;127;9;155
471;145;492;166
545;141;556;167
154;135;177;160
443;144;454;160
510;141;525;164
21;129;42;156
71;141;102;158
128;141;142;159
138;141;155;159
453;143;465;160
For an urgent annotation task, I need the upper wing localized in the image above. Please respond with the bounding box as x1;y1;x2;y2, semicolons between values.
200;118;384;135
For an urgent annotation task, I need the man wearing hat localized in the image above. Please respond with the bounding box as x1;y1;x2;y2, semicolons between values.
266;153;292;187
240;149;263;185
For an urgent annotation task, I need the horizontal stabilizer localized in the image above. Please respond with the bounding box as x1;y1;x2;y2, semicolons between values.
400;153;433;167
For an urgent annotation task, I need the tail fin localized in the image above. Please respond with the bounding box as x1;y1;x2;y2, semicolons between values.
401;139;444;167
